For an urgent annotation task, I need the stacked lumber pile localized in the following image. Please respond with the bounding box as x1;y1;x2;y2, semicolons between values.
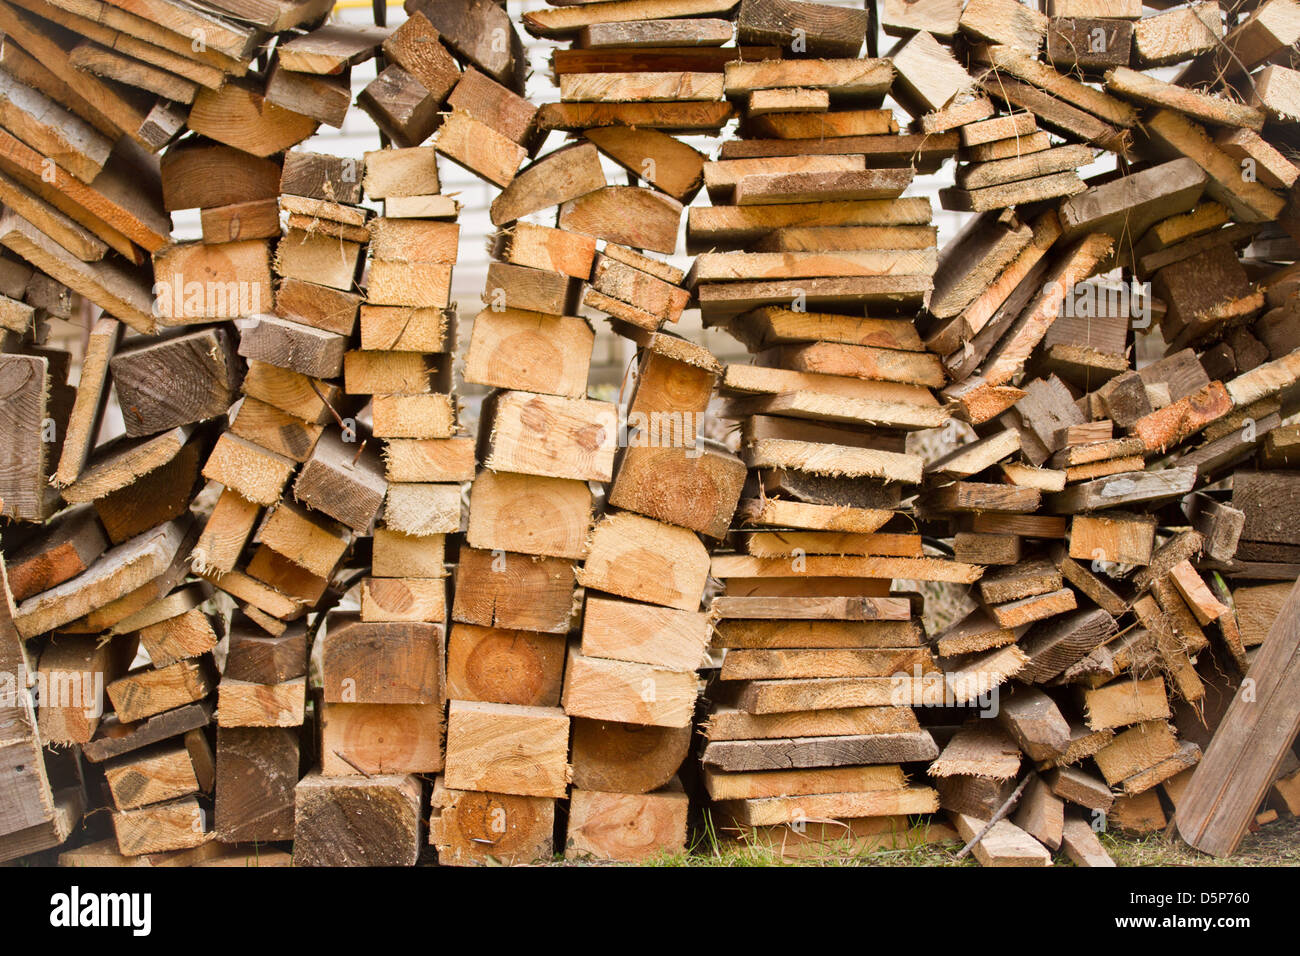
427;20;590;862
189;145;393;859
908;0;1300;863
694;10;958;853
292;8;485;868
562;323;729;862
6;0;1300;868
540;21;756;863
425;5;758;866
0;0;381;864
685;0;1300;865
299;136;460;867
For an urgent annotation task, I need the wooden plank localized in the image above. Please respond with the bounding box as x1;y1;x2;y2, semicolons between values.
112;796;211;855
712;595;912;620
688;196;932;251
524;0;753;39
719;785;937;826
1107;66;1263;130
537;100;734;133
0;353;55;522
14;519;189;638
5;506;106;600
560;70;723;103
719;647;938;680
381;12;458;101
960;0;1048;51
434;109;526;188
932;209;1033;323
293;773;421;866
447;623;565;707
67;42;198;104
480;390;616;483
215;726;297;842
467;471;590;559
277;22;389;74
558;185;681;255
452;547;575;635
716;131;956;165
693;247;934;281
1142;109;1286;224
563;650;699;728
319;615;442;705
711;554;982;584
978;73;1124;151
430;780;553;866
80;701;211;764
577;511;709;611
490;142;605;226
1134;2;1221;67
889;29;974;117
702;731;939;771
732;168;914;205
582;125;704;202
407;0;524;91
1047;17;1132;72
108;658;215;723
737;0;866;56
291;428;386;534
111;327;240;437
362;146;437;199
951;813;1051;866
187;78;318;158
1048;466;1197;513
956;145;1094;191
580;17;734;47
0;210;153;332
700;274;932;320
356;64;439;148
443;701;569;798
748;87;830;116
610;444;744;539
997;687;1071;760
217;676;305;727
940;170;1086;211
320;701;442;776
978;43;1137;127
724;58;892;98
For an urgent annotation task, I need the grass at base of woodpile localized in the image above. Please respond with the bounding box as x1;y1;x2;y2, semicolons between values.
639;840;974;867
1098;815;1300;867
558;813;1300;867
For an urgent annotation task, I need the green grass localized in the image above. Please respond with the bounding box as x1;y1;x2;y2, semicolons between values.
552;811;975;867
1099;815;1300;867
